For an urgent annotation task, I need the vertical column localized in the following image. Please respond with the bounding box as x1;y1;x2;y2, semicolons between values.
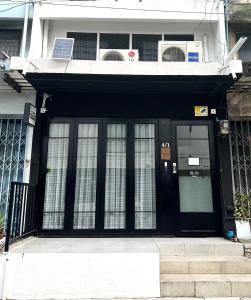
29;2;43;59
217;0;228;63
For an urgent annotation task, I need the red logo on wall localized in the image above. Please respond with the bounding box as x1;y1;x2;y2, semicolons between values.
128;51;135;58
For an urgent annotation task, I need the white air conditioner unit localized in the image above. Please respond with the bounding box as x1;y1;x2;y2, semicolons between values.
158;41;203;62
99;49;139;61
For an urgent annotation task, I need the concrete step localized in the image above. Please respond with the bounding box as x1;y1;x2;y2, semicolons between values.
160;273;251;297
160;256;251;274
156;239;244;256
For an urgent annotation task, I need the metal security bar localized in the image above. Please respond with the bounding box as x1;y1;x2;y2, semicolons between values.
0;119;26;218
0;30;22;57
230;121;251;196
5;182;36;252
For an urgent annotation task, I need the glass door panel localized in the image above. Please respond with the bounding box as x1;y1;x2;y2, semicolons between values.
43;123;70;229
73;124;98;229
104;124;127;229
134;124;156;229
177;125;213;213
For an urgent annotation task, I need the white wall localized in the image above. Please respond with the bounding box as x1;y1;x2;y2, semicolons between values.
27;0;226;63
38;0;219;22
46;20;218;62
0;89;36;115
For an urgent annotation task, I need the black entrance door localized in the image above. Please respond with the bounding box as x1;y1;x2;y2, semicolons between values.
41;119;160;234
40;118;219;235
171;121;220;234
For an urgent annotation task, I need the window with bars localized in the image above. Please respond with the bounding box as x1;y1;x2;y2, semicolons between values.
42;123;70;230
134;124;156;229
66;32;195;62
164;34;194;41
132;34;161;62
230;121;251;196
104;124;127;229
0;30;22;57
0;119;26;217
100;33;129;49
67;32;97;60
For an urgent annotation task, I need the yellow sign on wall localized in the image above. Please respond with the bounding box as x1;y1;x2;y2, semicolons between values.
194;106;208;117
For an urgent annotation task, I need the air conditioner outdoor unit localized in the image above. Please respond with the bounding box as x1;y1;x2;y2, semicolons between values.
99;49;139;61
158;41;203;62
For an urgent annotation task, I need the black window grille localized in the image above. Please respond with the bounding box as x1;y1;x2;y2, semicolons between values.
100;33;129;49
164;34;194;41
230;121;251;196
132;34;161;61
67;32;97;60
0;30;22;57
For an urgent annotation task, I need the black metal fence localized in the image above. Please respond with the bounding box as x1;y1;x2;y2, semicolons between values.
5;182;37;252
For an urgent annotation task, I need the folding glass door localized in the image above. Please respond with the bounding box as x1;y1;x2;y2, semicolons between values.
41;119;159;233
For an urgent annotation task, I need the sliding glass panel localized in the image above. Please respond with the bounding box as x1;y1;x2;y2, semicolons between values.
177;125;213;213
134;124;156;229
73;124;98;229
104;124;126;229
43;124;70;229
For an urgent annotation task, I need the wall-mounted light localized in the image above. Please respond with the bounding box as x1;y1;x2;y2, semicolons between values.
219;120;230;135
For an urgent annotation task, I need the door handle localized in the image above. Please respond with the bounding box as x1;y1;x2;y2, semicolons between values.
172;162;177;174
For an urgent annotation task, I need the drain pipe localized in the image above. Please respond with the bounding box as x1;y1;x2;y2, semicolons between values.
203;34;209;62
21;0;30;57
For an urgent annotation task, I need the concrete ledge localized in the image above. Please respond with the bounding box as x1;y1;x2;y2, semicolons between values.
160;256;251;274
161;274;251;297
4;252;160;299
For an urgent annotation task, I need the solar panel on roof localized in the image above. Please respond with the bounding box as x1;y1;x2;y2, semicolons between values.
51;38;74;60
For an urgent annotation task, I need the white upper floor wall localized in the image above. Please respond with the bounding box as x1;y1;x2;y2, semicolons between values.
10;0;244;77
28;0;228;63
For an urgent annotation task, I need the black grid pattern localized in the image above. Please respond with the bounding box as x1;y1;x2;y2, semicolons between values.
67;32;97;60
104;124;126;229
134;124;156;229
73;124;98;229
230;121;251;197
100;33;129;49
132;34;161;61
0;30;22;57
0;119;26;217
42;124;69;230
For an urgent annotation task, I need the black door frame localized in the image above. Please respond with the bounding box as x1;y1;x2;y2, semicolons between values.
171;120;221;235
38;117;221;236
38;117;162;235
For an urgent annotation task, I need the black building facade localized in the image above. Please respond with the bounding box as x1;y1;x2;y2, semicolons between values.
27;73;236;236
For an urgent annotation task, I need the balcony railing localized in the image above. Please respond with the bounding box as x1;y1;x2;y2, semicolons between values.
5;182;37;252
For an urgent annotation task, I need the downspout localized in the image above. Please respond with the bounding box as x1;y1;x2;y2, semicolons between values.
203;34;209;62
224;0;229;51
21;0;30;57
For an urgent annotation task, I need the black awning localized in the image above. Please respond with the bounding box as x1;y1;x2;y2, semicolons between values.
25;73;236;95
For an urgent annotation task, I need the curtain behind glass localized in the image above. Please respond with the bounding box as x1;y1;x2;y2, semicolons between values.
104;124;126;229
134;124;156;229
43;124;70;229
73;124;98;229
